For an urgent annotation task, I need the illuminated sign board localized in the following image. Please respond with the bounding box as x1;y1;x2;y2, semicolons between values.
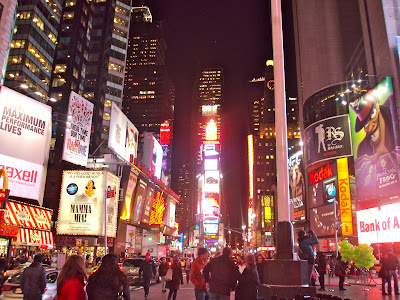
0;86;52;204
205;119;217;141
142;132;163;179
336;157;353;235
57;171;119;237
308;162;338;208
141;182;154;224
204;222;218;235
149;188;166;226
202;192;219;220
357;203;400;244
202;105;218;117
62;91;93;167
349;78;400;204
248;134;254;199
204;159;218;171
131;177;147;225
203;144;219;157
310;204;336;237
288;150;306;222
120;169;138;222
204;170;219;193
160;120;171;146
109;102;139;163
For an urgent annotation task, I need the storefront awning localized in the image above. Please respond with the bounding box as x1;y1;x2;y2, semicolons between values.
12;228;54;246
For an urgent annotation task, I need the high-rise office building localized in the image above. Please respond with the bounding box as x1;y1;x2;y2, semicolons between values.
123;6;175;180
4;0;61;102
0;0;17;84
175;162;194;231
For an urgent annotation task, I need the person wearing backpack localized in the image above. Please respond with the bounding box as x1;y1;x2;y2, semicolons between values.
298;230;318;286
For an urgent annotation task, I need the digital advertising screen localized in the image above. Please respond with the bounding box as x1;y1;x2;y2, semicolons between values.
204;158;218;171
120;169;138;222
204;170;219;193
288;151;306;222
349;77;400;204
140;182;155;224
142;132;163;179
308;161;337;208
149;188;166;226
203;144;220;157
202;192;219;220
131;176;147;225
310;204;337;237
204;220;219;235
108;102;139;163
62;91;93;167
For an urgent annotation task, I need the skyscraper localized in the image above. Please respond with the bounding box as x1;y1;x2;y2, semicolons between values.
0;0;17;84
123;6;175;180
4;0;61;102
175;162;194;231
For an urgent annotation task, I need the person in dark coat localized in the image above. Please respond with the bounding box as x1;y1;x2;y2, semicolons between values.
20;254;46;300
87;254;130;300
316;251;327;291
256;254;264;284
159;257;168;293
203;247;240;300
166;257;183;300
298;230;318;286
335;253;348;291
235;254;259;300
381;248;400;295
139;252;156;299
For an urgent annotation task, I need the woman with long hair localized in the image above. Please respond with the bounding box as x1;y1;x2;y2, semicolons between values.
165;257;183;300
235;254;260;300
87;254;130;300
56;255;87;300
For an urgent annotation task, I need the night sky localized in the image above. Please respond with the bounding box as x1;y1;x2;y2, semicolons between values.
146;0;296;229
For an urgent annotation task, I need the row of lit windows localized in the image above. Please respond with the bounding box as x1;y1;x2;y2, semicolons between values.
27;43;52;73
114;16;128;27
108;62;124;73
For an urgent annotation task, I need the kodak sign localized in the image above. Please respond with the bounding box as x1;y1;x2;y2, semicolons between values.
337;158;353;235
309;163;334;185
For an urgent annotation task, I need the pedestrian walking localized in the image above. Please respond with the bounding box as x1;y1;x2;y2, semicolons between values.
86;253;130;300
316;251;326;291
0;255;6;273
297;230;318;286
166;257;184;300
256;254;264;284
20;254;46;300
184;258;192;283
203;246;240;300
237;255;246;273
235;254;259;300
56;255;87;300
190;247;209;300
335;253;348;291
139;252;156;299
381;248;399;295
159;257;168;293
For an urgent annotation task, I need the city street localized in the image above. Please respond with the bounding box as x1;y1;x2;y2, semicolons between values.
129;273;399;300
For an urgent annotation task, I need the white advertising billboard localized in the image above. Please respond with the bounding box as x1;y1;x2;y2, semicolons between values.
204;170;219;193
0;86;51;204
62;92;93;167
57;170;120;237
357;203;400;244
142;132;163;179
109;102;139;163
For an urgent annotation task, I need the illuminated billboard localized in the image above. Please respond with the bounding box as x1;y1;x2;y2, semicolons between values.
203;144;219;157
288;150;306;222
204;220;218;235
336;158;353;235
62;91;93;167
308;162;337;208
204;158;218;171
160;120;171;146
141;182;155;224
202;105;218;117
310;204;336;237
163;195;176;228
120;169;139;222
0;86;52;204
109;102;139;163
357;203;400;244
205;119;217;141
204;170;219;193
149;188;166;226
57;171;120;237
202;192;219;220
131;176;147;225
349;78;400;205
142;132;163;179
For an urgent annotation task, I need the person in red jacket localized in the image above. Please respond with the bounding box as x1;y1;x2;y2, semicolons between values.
56;255;87;300
190;247;209;300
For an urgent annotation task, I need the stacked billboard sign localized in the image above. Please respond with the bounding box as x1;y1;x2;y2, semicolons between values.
349;78;400;206
57;171;120;237
62;92;93;166
0;86;52;205
109;102;139;163
288;150;306;222
142;132;163;179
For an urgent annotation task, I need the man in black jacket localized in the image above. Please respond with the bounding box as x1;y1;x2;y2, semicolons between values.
158;257;168;293
20;254;46;300
383;248;400;295
203;247;239;300
139;252;156;300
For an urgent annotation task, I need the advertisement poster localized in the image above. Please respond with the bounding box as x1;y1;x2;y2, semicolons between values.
109;102;139;163
349;78;400;204
62;91;93;167
142;132;163;179
105;172;120;238
0;86;52;204
357;202;400;244
308;162;338;208
337;158;353;235
130;177;147;225
304;115;353;170
288;150;306;222
141;182;155;224
202;192;219;220
57;170;119;237
149;187;166;226
120;169;138;221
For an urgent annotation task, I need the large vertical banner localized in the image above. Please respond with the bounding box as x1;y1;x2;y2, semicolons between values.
130;177;147;225
0;86;52;204
349;78;400;204
288;151;306;222
120;169;138;221
105;172;120;237
141;182;155;224
337;158;353;235
62;92;93;167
